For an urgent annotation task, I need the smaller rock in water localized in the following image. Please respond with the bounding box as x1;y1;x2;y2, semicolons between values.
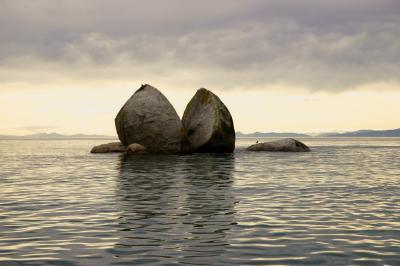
127;143;147;154
247;138;310;152
90;142;127;153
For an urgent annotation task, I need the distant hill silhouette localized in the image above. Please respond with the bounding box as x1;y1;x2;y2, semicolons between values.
319;128;400;137
1;129;399;140
0;133;117;140
236;132;310;138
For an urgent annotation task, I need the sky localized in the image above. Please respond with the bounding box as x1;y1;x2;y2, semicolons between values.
0;0;399;135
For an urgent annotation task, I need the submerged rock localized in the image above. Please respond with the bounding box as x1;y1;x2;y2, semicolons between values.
115;84;186;154
127;143;147;154
247;138;310;152
90;142;127;153
182;88;235;153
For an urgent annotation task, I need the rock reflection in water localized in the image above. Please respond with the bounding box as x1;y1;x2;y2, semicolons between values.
111;153;236;265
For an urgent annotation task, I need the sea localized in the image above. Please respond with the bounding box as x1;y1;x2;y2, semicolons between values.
1;138;399;265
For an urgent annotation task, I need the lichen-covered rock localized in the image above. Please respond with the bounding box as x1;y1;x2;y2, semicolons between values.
127;143;147;154
182;88;235;153
247;138;310;152
115;84;186;154
90;142;127;153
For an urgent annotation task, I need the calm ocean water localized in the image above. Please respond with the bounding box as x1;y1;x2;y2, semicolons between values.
1;138;399;265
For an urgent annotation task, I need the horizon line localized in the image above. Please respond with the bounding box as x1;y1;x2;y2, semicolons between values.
1;127;400;137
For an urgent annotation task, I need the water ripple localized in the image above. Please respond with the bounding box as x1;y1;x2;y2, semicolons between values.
0;139;400;265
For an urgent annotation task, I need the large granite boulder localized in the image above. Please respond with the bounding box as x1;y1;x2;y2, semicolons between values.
90;142;127;153
247;138;310;152
182;88;235;153
115;84;186;154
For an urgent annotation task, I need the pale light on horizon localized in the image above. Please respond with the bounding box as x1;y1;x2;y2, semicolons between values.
1;82;399;136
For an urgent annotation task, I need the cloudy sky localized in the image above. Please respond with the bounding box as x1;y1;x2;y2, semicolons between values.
1;0;399;135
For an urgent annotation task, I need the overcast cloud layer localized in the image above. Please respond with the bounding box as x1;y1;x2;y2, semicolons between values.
0;0;399;91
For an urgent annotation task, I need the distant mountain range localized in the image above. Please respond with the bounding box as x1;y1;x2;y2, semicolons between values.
237;128;400;138
1;128;399;140
0;133;117;140
318;128;400;137
236;132;311;137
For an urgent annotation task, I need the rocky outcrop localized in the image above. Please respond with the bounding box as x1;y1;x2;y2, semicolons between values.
182;88;235;153
127;143;147;154
90;142;127;153
115;84;187;154
247;138;310;152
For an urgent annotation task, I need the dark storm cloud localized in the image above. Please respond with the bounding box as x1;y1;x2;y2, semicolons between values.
0;0;399;91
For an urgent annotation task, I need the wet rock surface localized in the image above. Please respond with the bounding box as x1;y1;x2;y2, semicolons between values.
90;142;127;153
127;143;147;154
247;138;310;152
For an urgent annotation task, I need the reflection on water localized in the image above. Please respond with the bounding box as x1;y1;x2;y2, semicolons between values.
113;154;236;265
